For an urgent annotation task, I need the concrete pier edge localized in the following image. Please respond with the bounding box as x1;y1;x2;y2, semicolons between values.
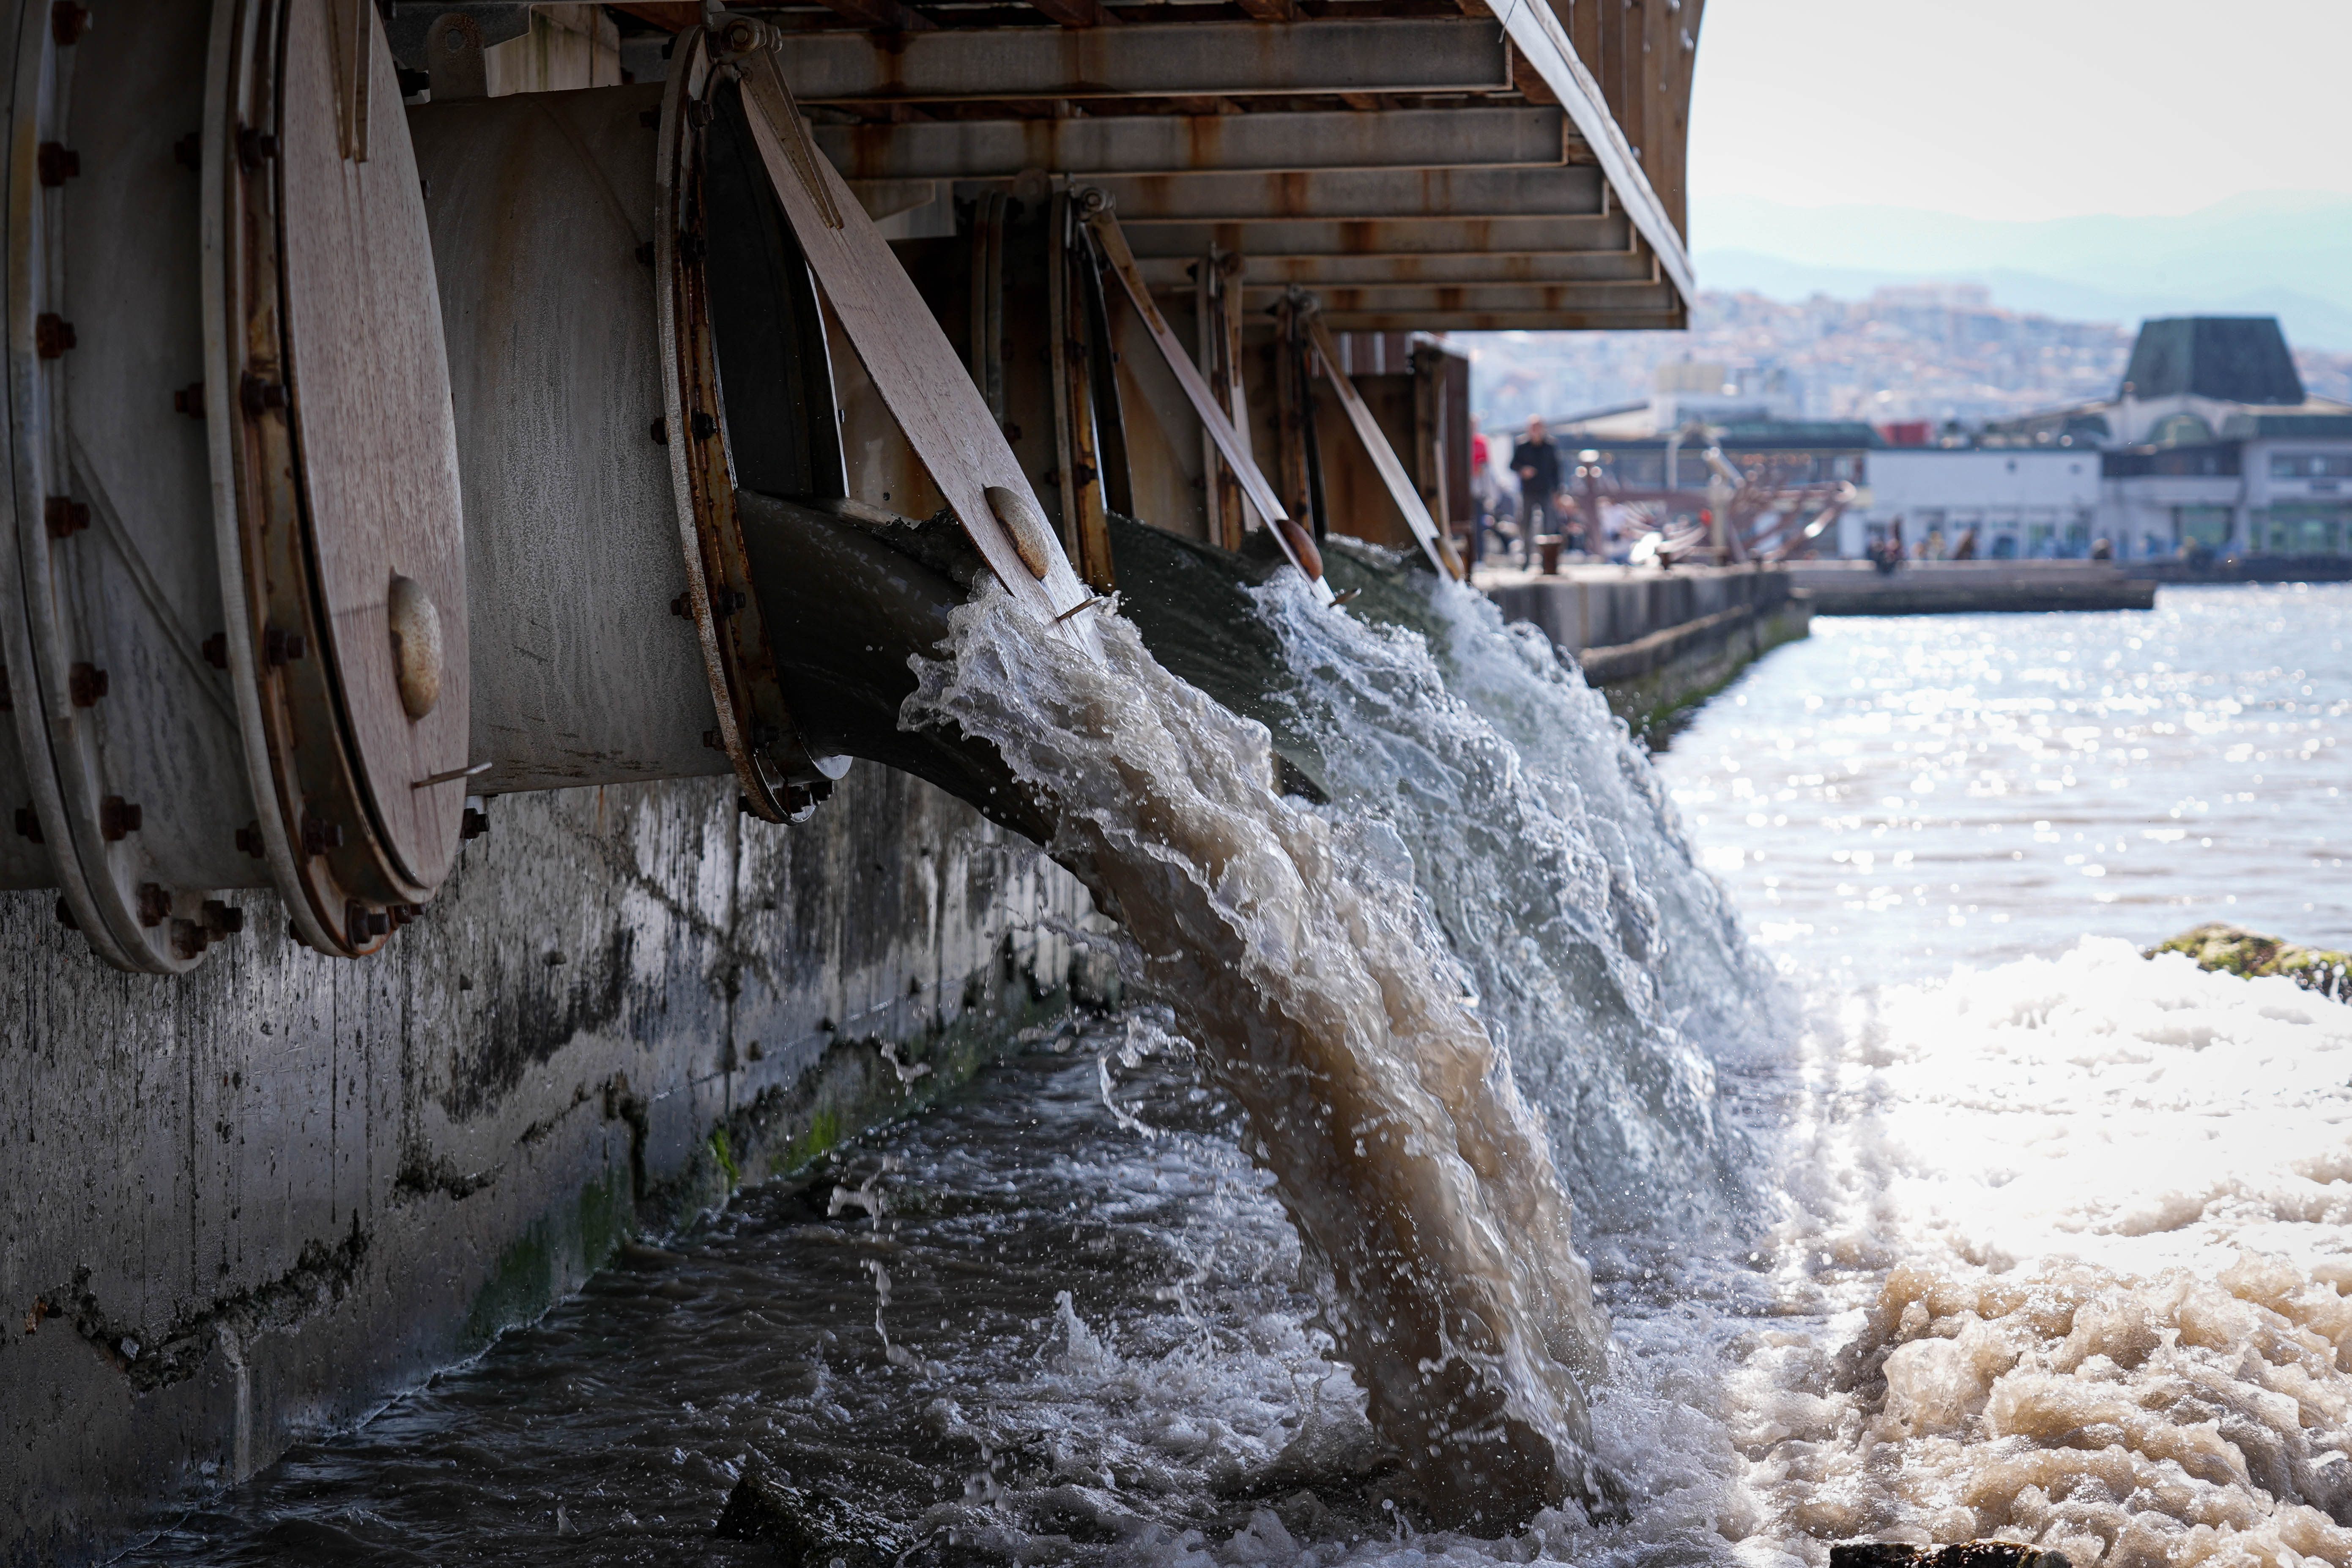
1477;561;1813;737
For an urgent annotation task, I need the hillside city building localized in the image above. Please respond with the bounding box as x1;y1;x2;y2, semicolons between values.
1544;315;2352;560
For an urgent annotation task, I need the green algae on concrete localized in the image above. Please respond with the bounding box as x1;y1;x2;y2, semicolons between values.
454;955;1106;1357
2148;923;2350;1000
463;1166;635;1350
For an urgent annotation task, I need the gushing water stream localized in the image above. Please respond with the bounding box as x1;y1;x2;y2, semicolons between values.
906;580;1621;1527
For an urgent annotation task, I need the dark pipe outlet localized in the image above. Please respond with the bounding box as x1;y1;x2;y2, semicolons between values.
736;495;1345;852
733;491;1060;846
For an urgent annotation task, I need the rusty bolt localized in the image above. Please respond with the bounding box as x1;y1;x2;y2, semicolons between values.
702;728;724;751
649;416;668;446
14;806;40;844
235;124;277;169
263;625;305;665
235;823;265;858
670;592;691;619
710;586;746;616
689;410;718;440
687;100;715;129
173;132;201;171
240;373;287;417
44;497;88;539
201;899;244;935
461;805;489;840
349;903;388;938
54;898;76;930
35;315;74;358
99;796;141;841
37;144;78;186
67;662;107;707
50;3;87;45
202;632;228;670
301;815;342;856
170;920;207;961
137;883;169;928
174;383;204;418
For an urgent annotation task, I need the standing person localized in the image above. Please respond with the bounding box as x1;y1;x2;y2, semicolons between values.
1469;420;1497;566
1511;417;1559;568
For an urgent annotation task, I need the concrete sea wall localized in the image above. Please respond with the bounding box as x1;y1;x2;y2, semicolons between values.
1481;563;1810;732
0;768;1101;1566
1787;559;2156;614
1481;561;1799;656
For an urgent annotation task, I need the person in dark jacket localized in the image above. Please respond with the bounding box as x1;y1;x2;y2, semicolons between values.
1511;418;1560;567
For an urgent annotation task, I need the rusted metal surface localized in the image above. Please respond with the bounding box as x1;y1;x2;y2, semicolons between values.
1132;247;1653;288
1306;312;1459;579
1478;0;1694;301
1117;213;1634;259
742;38;1090;627
3;0;269;968
660;32;830;823
1084;202;1332;597
211;0;471;959
969;188;1007;426
1276;279;1680;314
775;19;1513;105
813;106;1571;182
1085;164;1605;223
1195;246;1251;550
0;0;480;969
1047;192;1116;591
276;0;471;892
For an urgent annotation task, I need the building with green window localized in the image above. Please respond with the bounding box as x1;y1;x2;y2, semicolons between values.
2090;319;2352;559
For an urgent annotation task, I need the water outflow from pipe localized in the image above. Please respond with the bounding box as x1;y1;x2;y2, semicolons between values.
746;501;1768;1527
1259;543;1780;1244
902;585;1613;1530
1100;524;1776;1245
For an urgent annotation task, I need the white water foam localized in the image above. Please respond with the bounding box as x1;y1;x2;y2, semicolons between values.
1008;944;2352;1568
1728;939;2352;1568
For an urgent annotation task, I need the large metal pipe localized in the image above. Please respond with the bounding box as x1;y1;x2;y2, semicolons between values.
412;51;855;819
1;0;471;968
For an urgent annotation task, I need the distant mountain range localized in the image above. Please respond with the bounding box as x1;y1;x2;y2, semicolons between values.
1692;191;2352;352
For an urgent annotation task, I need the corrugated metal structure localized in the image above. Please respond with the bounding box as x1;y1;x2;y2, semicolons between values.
578;0;1702;568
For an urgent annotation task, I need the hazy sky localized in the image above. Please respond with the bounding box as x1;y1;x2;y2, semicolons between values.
1689;0;2352;224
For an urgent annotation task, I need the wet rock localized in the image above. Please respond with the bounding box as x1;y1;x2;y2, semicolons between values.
2148;922;2349;999
713;1471;908;1567
1831;1543;2070;1568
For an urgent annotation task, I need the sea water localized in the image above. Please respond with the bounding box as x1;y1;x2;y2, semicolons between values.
140;577;2352;1568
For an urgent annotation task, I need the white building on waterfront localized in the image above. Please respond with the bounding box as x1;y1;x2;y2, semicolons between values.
1856;447;2102;558
1854;317;2352;560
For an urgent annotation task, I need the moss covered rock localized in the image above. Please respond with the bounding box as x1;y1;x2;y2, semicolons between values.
2147;923;2350;1000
